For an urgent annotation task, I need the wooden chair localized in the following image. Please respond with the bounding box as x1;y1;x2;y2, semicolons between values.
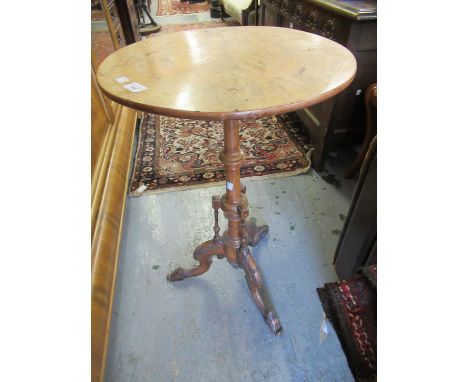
345;83;377;179
335;136;377;279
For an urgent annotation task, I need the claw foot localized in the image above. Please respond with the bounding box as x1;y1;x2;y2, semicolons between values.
246;218;269;247
167;268;185;282
265;311;282;335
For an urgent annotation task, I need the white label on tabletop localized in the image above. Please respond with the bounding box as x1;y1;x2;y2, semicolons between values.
115;76;129;83
226;182;234;191
124;82;147;93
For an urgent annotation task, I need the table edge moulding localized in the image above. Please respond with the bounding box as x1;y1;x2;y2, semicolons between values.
97;26;356;121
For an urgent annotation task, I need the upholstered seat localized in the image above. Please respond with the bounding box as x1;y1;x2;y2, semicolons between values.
220;0;259;25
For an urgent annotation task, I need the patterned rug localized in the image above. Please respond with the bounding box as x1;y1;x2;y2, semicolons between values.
317;265;377;382
157;0;211;15
130;113;312;195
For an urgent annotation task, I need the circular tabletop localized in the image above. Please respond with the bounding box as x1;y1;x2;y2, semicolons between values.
97;26;357;121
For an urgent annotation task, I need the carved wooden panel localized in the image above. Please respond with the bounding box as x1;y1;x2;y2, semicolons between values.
262;0;347;41
321;18;336;40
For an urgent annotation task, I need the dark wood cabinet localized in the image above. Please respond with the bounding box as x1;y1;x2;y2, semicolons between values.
259;0;377;170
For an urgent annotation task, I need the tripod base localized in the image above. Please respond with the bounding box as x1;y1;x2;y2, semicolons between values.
167;120;282;335
167;192;282;335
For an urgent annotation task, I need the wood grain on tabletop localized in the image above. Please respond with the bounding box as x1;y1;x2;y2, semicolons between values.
96;26;357;120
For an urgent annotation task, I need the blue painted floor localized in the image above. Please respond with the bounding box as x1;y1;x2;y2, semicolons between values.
105;158;357;381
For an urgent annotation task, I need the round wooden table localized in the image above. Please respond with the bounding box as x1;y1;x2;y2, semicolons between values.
97;26;356;334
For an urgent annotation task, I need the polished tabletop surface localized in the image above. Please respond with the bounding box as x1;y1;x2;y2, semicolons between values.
97;26;356;120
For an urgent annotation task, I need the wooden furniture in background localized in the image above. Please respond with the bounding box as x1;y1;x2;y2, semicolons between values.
334;136;377;279
346;82;377;178
97;26;356;334
91;55;138;382
134;0;161;35
121;0;142;43
259;0;377;170
220;0;258;25
104;0;141;46
101;0;127;49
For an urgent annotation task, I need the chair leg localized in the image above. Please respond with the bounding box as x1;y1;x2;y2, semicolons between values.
345;131;374;179
345;84;377;179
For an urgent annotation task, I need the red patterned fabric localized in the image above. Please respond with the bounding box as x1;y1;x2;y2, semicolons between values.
130;113;311;194
157;0;211;15
317;265;377;381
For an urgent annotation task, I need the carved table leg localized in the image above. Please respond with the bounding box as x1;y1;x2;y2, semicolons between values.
167;239;224;281
245;219;269;247
238;205;282;335
167;196;225;282
240;184;269;247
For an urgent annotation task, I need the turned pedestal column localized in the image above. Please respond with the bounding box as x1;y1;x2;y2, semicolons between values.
220;120;244;266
